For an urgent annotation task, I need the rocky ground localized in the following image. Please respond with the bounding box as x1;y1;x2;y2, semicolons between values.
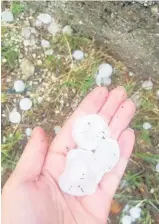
1;1;159;224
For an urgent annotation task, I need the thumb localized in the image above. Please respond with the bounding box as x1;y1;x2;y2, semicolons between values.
12;127;49;183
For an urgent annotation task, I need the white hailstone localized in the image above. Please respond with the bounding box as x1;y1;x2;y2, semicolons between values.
25;128;32;137
143;122;152;130
123;204;130;213
98;63;113;78
14;80;25;93
19;98;32;111
45;49;53;55
121;215;132;224
48;22;61;35
41;39;50;48
9;111;21;124
72;114;110;150
150;188;155;193
129;207;141;222
156;90;159;99
2;10;14;22
72;50;84;60
54;126;61;135
35;19;42;27
62;25;73;36
21;27;31;39
37;13;52;24
142;80;153;90
96;76;112;86
155;163;159;172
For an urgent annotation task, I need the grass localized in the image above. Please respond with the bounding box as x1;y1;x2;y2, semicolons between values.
11;1;26;16
2;45;19;69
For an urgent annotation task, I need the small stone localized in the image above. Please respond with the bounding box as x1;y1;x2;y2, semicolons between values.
41;39;50;48
35;19;42;27
37;97;43;103
14;80;25;93
2;10;13;22
45;49;53;55
62;25;73;36
22;27;31;39
142;80;153;90
72;50;84;60
128;71;135;77
2;136;6;144
151;5;159;16
54;126;61;135
143;122;152;130
155;163;159;172
21;59;35;77
25;128;32;137
37;59;42;65
19;98;32;111
156;90;159;99
9;111;21;123
150;188;155;193
121;215;132;224
37;13;52;24
48;21;61;35
129;207;141;222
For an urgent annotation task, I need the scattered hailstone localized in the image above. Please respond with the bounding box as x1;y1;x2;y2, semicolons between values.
37;13;52;24
72;114;110;150
72;50;84;60
121;215;132;224
62;25;73;36
14;80;25;93
48;22;61;35
143;122;152;130
9;111;21;124
41;39;50;48
1;10;14;22
54;126;61;135
25;128;32;137
155;163;159;172
142;80;153;90
95;63;113;86
19;98;32;111
129;207;141;222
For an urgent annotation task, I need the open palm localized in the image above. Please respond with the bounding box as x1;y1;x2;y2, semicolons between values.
2;87;136;224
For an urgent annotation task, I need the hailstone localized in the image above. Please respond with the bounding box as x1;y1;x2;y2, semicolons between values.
19;98;32;111
9;111;21;123
14;80;25;93
72;50;84;60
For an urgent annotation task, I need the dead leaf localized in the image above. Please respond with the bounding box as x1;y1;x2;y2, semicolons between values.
110;199;122;214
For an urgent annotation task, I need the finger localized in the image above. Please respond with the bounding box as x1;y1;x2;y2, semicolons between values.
99;86;127;123
12;127;49;182
99;128;135;198
109;99;136;139
49;87;108;155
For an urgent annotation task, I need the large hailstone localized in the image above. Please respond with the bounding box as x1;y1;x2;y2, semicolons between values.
95;63;113;86
19;98;32;111
59;149;97;196
14;80;25;93
9;110;21;123
72;114;110;150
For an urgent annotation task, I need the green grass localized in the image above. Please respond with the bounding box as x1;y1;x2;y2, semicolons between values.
2;45;19;68
11;1;26;16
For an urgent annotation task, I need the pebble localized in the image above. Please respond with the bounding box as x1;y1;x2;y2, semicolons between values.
156;90;159;99
14;80;25;93
142;80;153;90
37;13;52;24
25;128;32;137
9;111;21;123
155;163;159;172
37;97;43;103
2;10;14;22
37;59;42;65
128;71;135;77
131;92;142;109
121;215;132;224
19;98;32;111
54;126;61;135
150;188;155;193
45;49;53;55
143;122;152;130
129;207;141;222
21;27;31;39
151;5;159;16
62;25;73;36
72;50;84;60
41;39;50;48
21;59;35;77
2;136;6;144
48;22;61;35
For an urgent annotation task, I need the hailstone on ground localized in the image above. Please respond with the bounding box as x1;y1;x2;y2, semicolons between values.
25;128;32;137
59;114;120;196
72;50;84;60
129;206;141;222
143;122;152;130
9;110;21;124
95;63;113;86
142;80;153;90
121;215;132;224
19;98;32;111
14;80;25;93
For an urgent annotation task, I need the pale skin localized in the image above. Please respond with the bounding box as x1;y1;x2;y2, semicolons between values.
2;86;136;224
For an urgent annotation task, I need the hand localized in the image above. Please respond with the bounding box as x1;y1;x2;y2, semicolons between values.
2;86;136;224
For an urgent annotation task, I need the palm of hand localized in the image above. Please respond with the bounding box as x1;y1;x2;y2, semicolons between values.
2;87;136;224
